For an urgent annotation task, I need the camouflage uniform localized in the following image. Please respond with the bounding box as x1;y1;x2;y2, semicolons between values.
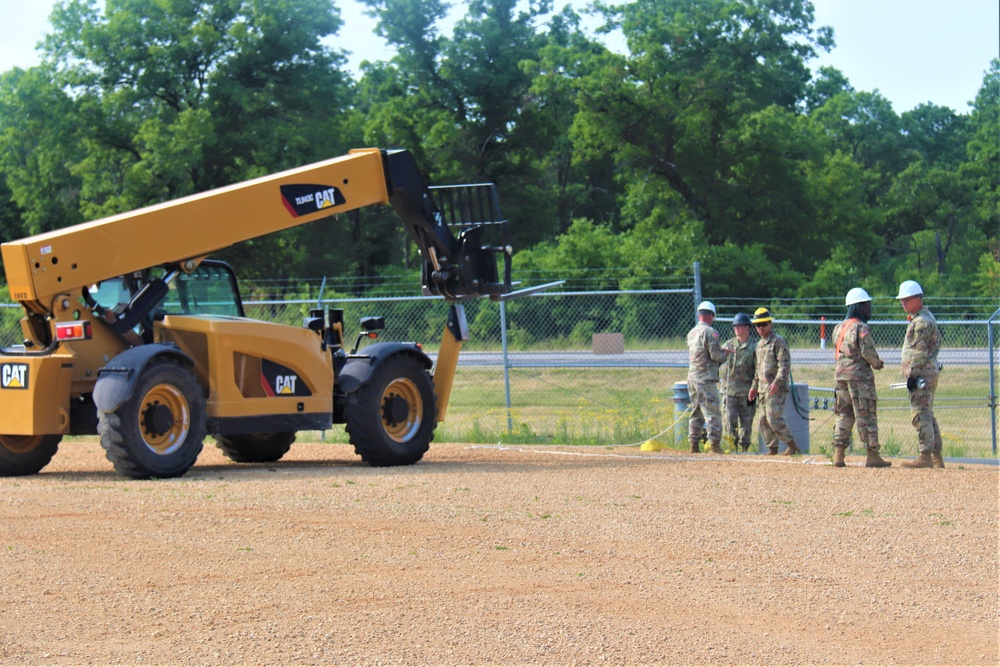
901;306;942;454
751;331;796;452
720;335;757;450
831;318;884;452
686;321;728;448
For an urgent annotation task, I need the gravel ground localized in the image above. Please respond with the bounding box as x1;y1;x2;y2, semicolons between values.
1;439;997;666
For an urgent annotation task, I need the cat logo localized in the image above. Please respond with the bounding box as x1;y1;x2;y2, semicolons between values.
275;375;298;395
260;358;311;397
1;363;29;389
280;183;346;218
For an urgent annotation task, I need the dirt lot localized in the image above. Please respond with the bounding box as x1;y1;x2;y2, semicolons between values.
1;440;997;666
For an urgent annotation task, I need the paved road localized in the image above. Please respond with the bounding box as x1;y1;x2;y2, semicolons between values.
449;348;997;368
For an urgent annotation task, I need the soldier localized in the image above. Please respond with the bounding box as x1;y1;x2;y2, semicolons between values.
747;307;800;455
686;300;732;454
830;288;891;468
720;312;757;451
896;281;944;468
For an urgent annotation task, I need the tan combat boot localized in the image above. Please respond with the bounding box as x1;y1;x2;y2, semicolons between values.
767;446;779;455
865;448;891;468
832;446;846;467
709;441;724;454
901;451;933;468
931;451;945;469
782;441;801;456
690;441;701;454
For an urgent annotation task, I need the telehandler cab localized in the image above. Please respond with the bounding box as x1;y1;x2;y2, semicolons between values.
0;148;515;478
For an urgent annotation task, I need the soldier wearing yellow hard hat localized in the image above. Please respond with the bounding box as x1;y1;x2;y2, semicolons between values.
747;307;800;455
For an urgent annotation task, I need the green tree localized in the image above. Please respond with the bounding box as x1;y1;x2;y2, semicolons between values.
963;60;999;251
573;0;834;282
803;65;852;113
2;0;362;280
810;89;905;178
44;0;353;202
901;103;970;167
0;66;86;236
885;161;981;286
359;0;617;249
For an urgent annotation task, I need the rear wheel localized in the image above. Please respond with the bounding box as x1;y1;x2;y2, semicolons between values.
346;355;435;466
0;434;61;476
98;358;206;479
215;432;295;463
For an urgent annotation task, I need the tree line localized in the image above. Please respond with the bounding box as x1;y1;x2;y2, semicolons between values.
0;0;997;302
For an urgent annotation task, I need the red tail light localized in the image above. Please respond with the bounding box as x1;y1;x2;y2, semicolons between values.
56;321;93;341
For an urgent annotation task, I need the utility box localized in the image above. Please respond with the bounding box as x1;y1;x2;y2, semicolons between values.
757;382;810;453
592;332;624;355
672;381;690;447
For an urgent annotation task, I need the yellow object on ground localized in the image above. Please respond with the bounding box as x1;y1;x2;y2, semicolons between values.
640;438;667;451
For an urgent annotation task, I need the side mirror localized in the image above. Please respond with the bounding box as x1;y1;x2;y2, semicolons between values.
359;316;385;331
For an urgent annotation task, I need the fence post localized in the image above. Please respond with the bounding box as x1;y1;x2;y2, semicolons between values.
316;276;327;310
500;299;513;433
692;261;702;323
990;308;998;456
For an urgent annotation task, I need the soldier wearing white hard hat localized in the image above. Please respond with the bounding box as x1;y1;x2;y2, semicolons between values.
685;299;732;454
895;281;944;468
830;288;890;468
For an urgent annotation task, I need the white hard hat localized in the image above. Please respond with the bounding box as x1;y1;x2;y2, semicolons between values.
896;280;923;300
845;287;872;305
697;300;716;314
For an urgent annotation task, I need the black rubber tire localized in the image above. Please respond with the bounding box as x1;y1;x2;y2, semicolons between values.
345;354;435;466
0;434;62;476
215;432;296;463
98;358;206;479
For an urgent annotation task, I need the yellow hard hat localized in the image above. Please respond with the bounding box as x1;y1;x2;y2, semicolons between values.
751;307;773;324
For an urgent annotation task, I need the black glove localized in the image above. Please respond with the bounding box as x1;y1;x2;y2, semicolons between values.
906;376;919;391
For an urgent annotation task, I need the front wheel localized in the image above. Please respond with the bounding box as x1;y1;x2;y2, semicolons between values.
98;358;206;479
215;432;295;463
345;354;436;466
0;434;62;476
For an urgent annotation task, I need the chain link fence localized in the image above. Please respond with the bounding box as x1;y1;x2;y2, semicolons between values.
1;284;996;459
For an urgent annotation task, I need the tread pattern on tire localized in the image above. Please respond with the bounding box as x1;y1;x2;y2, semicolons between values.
0;435;62;476
98;358;206;479
215;432;296;463
345;354;435;467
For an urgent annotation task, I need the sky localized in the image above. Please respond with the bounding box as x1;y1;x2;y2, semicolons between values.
0;0;997;114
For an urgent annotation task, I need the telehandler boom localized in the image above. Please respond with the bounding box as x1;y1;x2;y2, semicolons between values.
0;148;512;478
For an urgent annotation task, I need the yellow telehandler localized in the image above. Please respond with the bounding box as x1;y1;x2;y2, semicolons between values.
0;148;515;478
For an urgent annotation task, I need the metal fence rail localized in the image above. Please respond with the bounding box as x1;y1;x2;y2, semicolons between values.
1;290;997;458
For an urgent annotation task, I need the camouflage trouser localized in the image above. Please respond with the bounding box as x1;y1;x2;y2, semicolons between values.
688;380;722;445
758;390;795;451
723;394;756;450
909;375;942;453
832;380;879;450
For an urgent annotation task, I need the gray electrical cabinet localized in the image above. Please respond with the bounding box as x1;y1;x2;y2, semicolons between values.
756;382;810;453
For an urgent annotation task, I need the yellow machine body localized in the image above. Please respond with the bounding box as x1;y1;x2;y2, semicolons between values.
155;315;334;422
0;147;512;478
0;355;74;435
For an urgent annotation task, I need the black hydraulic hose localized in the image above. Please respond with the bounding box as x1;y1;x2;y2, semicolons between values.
0;328;61;357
